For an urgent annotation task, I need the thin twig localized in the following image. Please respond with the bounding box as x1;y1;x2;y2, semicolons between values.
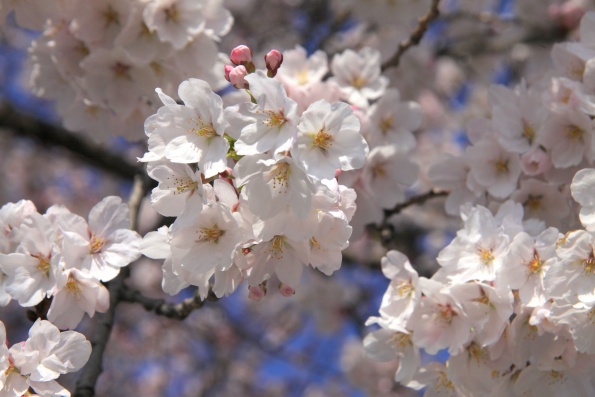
381;0;441;71
120;288;218;320
73;174;149;397
0;102;141;181
383;189;448;219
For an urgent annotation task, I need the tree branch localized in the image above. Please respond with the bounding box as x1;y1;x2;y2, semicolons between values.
381;0;441;71
0;102;141;181
383;189;448;219
73;174;149;397
120;287;219;320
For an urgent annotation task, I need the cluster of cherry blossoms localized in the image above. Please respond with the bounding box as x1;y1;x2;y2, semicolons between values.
365;174;595;396
0;0;232;141
0;196;141;329
428;11;595;227
138;40;424;300
0;319;91;397
363;10;595;397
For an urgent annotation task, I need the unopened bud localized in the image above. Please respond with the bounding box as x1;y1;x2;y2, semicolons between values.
279;283;295;297
229;65;249;89
265;49;283;77
248;284;266;301
224;64;234;82
230;45;253;65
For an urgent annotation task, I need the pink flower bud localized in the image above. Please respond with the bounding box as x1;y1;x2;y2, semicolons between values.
521;147;552;176
549;0;585;29
224;64;234;82
264;49;283;77
230;45;253;65
279;284;295;297
229;65;249;89
248;284;266;301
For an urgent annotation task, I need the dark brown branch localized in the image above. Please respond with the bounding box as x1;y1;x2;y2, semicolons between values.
381;0;441;71
73;174;150;397
0;102;141;181
120;287;219;320
434;23;568;59
383;189;448;219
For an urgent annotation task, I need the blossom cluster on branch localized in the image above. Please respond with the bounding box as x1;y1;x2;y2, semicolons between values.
0;0;233;141
364;10;595;397
0;197;140;329
6;0;595;396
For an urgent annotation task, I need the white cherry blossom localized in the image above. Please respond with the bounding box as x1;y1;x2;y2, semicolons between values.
292;99;368;180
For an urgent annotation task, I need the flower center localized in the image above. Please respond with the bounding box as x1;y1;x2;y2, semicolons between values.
65;274;82;299
267;235;286;260
437;303;457;324
582;250;595;274
393;279;413;297
199;225;225;243
388;332;411;350
164;5;179;22
269;162;290;192
528;249;543;274
262;110;288;128
493;159;509;175
379;116;393;134
310;236;322;251
102;5;120;26
522;119;535;144
351;75;366;89
174;179;199;194
295;69;309;86
90;233;106;254
371;163;386;179
193;117;216;138
524;195;543;211
478;247;494;266
564;124;584;142
312;129;333;150
33;253;51;276
111;62;131;80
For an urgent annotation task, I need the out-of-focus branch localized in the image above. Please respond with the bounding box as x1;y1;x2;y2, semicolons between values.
0;102;141;181
381;0;441;71
74;174;149;397
434;23;568;58
120;288;219;320
365;189;448;251
383;189;448;219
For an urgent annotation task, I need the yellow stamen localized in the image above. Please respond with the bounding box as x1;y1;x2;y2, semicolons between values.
199;225;224;243
191;117;216;138
65;274;82;299
522;119;535;144
379;117;393;134
269;162;290;193
312;129;333;150
90;233;106;254
388;332;411;349
295;69;309;86
102;5;119;27
164;5;179;22
351;75;366;89
111;62;131;80
493;159;509;175
478;247;494;266
33;253;51;276
524;195;542;211
261;110;288;128
564;124;584;141
527;249;543;274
